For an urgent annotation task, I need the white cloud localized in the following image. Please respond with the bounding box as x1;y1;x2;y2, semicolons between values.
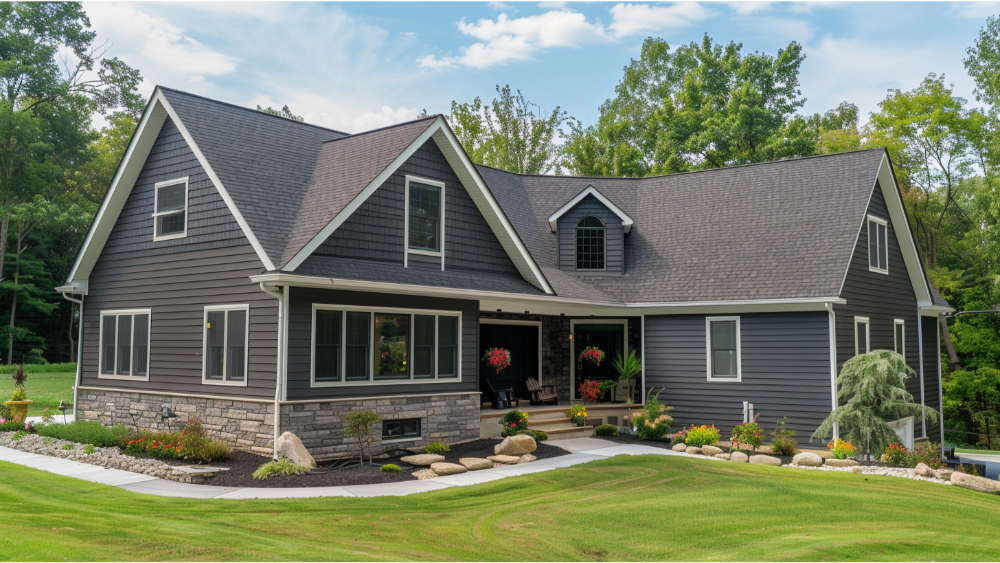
488;2;515;12
949;1;1000;19
608;3;715;37
727;2;772;16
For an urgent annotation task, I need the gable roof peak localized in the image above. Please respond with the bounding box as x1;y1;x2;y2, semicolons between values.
547;185;634;233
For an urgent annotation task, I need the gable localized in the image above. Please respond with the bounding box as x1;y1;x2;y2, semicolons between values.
555;194;625;274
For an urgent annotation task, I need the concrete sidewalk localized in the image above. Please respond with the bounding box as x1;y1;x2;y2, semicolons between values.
0;438;702;499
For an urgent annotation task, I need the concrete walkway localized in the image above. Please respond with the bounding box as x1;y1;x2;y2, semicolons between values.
0;439;704;499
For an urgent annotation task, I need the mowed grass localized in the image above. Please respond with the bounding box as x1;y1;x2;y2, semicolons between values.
956;448;1000;457
1;454;998;561
0;371;75;416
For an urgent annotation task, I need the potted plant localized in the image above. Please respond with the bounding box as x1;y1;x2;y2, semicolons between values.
578;380;601;403
567;403;588;426
611;350;642;404
4;365;31;422
483;347;512;374
579;346;605;367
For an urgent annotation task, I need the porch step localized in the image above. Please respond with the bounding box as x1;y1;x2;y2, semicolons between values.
526;417;576;427
532;425;594;440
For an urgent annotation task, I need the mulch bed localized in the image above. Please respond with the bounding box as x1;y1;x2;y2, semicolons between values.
205;438;568;489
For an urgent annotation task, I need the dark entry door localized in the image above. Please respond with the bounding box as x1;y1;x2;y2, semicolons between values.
480;323;539;401
574;323;625;384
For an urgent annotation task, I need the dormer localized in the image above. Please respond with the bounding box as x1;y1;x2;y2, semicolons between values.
547;186;632;275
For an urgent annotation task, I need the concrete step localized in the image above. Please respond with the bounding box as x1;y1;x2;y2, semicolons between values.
527;417;576;427
539;426;595;440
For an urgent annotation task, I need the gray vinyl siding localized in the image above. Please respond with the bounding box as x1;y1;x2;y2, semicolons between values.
285;287;479;400
311;139;519;277
833;180;924;428
644;312;832;437
80;117;277;398
556;195;624;274
922;315;942;442
408;253;441;270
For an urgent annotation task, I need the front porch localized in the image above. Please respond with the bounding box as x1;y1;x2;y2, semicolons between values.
480;403;644;440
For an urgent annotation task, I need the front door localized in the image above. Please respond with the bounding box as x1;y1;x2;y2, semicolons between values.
574;323;626;393
480;323;539;401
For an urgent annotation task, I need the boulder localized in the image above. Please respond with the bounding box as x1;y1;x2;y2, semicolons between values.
714;453;731;460
430;462;467;476
517;454;537;464
671;443;687;452
824;458;859;467
459;457;494;471
701;445;723;456
274;431;317;469
935;468;954;481
913;462;933;477
729;451;749;463
749;454;782;466
495;435;537;456
792;452;824;467
413;469;438;480
951;471;1000;494
487;454;521;464
685;446;702;455
399;454;445;466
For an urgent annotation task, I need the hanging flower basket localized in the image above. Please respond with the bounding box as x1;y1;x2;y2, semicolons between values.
579;346;606;366
482;348;512;374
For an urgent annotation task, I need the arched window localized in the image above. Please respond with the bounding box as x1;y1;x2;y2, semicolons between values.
576;216;605;270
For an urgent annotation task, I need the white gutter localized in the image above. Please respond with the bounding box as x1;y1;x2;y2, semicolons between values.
258;282;285;460
60;292;85;420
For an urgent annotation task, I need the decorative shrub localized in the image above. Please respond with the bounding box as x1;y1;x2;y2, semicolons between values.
84;445;96;455
827;439;858;460
579;346;606;366
670;428;689;445
36;421;128;447
0;362;76;374
344;410;383;464
252;458;309;480
424;442;450;455
177;418;232;463
578;380;602;403
731;422;763;453
482;347;512;373
516;429;548;441
631;397;674;441
567;404;588;426
121;432;183;460
684;425;721;447
499;410;529;437
880;444;909;465
12;430;28;440
0;419;27;432
380;464;401;473
908;442;944;469
770;418;798;456
595;424;618;437
62;444;74;450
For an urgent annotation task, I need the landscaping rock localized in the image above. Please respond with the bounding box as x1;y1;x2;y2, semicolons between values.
935;468;954;481
701;445;723;456
951;471;1000;494
729;451;749;463
459;457;494;471
412;469;438;480
399;453;446;466
274;431;317;469
749;455;782;466
792;452;824;467
487;454;521;464
494;435;537;456
913;462;933;477
671;443;687;452
824;458;859;467
685;446;702;455
714;453;731;460
430;462;467;476
517;454;537;464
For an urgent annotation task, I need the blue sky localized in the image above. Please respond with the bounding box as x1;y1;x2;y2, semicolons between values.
82;1;998;133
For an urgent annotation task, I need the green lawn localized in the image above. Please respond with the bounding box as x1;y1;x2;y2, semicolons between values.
0;371;74;417
956;448;1000;457
1;454;997;561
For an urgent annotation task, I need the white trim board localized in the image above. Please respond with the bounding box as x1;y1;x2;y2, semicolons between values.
547;185;634;234
706;316;742;382
201;303;251;387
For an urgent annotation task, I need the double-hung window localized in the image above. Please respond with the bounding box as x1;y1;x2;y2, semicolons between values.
100;310;151;380
406;176;445;255
855;317;870;355
894;319;905;357
868;215;888;274
153;177;188;241
311;306;461;385
706;316;741;381
203;305;249;385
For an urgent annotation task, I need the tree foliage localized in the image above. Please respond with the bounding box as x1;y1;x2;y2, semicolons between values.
256;104;304;122
943;367;1000;449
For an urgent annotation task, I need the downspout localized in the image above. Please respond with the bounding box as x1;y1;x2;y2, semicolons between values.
61;292;85;420
937;316;945;458
826;303;838;441
259;282;284;460
917;307;926;437
640;313;646;406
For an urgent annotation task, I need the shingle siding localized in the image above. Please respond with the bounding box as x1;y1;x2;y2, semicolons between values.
556;195;624;274
80;118;277;398
922;315;943;442
644;312;833;437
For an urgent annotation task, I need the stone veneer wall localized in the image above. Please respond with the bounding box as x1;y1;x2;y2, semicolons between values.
76;388;275;454
280;392;481;460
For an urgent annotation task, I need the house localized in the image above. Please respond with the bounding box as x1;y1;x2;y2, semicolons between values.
56;87;952;458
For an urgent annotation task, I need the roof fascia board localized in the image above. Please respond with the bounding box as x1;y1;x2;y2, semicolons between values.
546;185;634;233
157;92;276;271
65;93;167;283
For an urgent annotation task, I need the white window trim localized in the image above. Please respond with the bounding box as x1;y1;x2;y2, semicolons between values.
201;304;250;387
867;215;889;275
98;309;152;382
894;318;905;357
855;316;870;355
575;215;607;272
706;316;742;382
310;304;462;387
403;175;446;271
152;177;189;242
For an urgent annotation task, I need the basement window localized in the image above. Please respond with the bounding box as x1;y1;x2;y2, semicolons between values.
382;418;421;440
153;177;189;241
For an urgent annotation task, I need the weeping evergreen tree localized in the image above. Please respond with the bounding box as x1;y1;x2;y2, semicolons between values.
813;350;937;456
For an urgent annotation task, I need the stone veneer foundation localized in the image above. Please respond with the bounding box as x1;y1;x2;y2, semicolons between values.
78;388;481;460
